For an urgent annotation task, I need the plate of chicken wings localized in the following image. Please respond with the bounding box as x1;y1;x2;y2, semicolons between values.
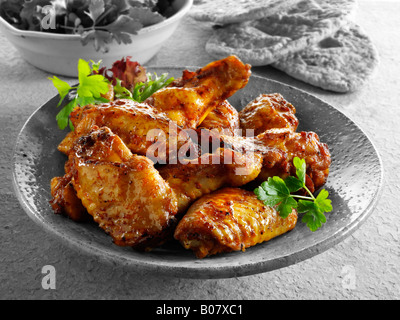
12;56;383;278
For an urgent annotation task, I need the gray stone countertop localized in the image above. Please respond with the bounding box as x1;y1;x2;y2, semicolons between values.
0;0;399;299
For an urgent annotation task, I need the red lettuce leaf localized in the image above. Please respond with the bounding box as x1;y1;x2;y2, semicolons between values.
96;56;147;90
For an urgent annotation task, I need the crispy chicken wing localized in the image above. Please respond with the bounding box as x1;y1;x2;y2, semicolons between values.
212;126;330;192
57;100;196;163
147;55;251;128
239;93;299;135
59;56;250;160
215;93;331;191
256;129;331;192
198;100;240;136
158;148;263;214
50;173;90;222
174;188;298;258
67;126;179;249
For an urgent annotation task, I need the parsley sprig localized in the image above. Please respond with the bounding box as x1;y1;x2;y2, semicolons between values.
254;157;332;231
49;58;174;130
49;59;110;130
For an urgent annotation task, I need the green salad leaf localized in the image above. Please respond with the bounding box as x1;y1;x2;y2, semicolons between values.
132;73;175;102
0;0;173;52
49;58;174;130
49;59;110;130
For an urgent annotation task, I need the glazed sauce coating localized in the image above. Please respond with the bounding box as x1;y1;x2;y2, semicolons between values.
174;188;298;258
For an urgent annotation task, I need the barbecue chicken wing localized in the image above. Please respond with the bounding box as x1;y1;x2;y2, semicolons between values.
198;100;240;136
256;129;331;192
147;55;251;128
66;126;179;249
57;100;196;163
58;56;250;159
239;93;299;135
49;56;332;258
212;126;330;193
220;92;331;192
158;148;263;214
50;173;90;222
174;188;298;258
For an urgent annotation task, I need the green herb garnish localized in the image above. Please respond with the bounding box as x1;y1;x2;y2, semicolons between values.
254;157;332;231
132;73;175;102
0;0;169;52
49;58;174;130
113;73;174;102
49;59;110;130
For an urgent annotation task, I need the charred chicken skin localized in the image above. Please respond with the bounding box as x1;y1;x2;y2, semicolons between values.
204;126;331;193
199;100;240;136
214;92;331;192
158;148;263;214
174;188;298;259
255;129;331;192
50;173;90;222
58;126;179;250
57;100;196;163
244;93;331;192
147;55;251;128
239;93;299;135
58;56;251;160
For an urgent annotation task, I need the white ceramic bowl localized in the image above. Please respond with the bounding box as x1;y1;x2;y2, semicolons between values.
0;0;193;77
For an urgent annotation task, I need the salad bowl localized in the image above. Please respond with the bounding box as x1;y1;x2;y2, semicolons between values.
0;0;193;77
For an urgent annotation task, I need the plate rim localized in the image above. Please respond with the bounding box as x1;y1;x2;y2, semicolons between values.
12;69;384;279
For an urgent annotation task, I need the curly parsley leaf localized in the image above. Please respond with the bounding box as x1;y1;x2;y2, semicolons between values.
254;157;332;231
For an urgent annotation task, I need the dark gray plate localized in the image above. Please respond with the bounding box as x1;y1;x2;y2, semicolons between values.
12;68;383;279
